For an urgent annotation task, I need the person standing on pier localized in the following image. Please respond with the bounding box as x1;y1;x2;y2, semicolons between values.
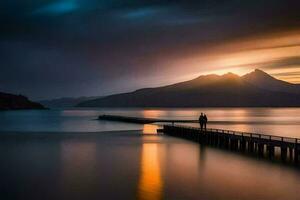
203;114;208;130
199;113;204;131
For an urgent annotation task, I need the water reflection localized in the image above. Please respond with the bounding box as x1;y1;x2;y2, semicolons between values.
1;108;300;137
142;124;159;134
142;110;166;118
60;140;97;198
1;132;300;200
137;143;163;200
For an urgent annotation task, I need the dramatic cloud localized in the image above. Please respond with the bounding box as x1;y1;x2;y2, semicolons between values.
1;0;300;99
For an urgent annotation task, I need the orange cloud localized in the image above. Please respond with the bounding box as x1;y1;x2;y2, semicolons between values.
163;30;300;83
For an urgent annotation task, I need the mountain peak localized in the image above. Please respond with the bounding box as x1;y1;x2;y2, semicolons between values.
253;69;270;75
196;72;239;80
244;69;270;76
223;72;239;77
221;72;241;81
241;68;300;94
242;69;276;81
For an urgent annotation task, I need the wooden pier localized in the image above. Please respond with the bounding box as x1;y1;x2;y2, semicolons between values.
98;115;197;124
163;125;300;163
98;114;300;163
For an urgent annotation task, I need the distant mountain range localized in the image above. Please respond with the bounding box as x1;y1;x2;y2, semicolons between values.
0;92;45;110
77;69;300;107
39;96;100;108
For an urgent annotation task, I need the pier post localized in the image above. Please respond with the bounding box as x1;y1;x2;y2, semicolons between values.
248;140;254;152
230;137;234;150
281;146;287;161
258;143;264;157
224;136;230;149
267;145;275;159
198;130;203;143
294;146;299;163
230;137;238;151
216;134;221;147
289;147;293;161
213;133;218;146
221;135;225;148
240;138;246;151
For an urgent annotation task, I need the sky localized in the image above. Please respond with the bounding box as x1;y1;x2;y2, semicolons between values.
1;0;300;100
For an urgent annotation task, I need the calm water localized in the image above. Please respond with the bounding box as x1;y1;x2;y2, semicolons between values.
1;108;300;200
1;108;300;136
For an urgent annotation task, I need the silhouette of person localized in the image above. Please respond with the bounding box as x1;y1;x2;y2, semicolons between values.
203;114;208;130
199;113;204;131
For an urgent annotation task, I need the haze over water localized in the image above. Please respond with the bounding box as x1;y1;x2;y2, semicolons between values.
1;108;300;137
1;108;300;200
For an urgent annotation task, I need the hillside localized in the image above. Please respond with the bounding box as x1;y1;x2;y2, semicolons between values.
39;96;100;108
0;92;46;110
242;69;300;94
77;69;300;107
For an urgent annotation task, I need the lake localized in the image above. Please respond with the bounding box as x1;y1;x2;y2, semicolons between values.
1;108;300;136
0;108;300;200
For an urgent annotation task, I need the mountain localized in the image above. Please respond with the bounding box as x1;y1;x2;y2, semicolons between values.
77;69;300;107
242;69;300;94
39;96;100;108
0;92;46;110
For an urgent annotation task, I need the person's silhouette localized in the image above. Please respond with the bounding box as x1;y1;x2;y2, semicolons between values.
203;114;208;130
199;113;204;131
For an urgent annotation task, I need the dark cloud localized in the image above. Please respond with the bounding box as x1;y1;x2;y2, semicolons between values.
229;56;300;70
272;71;300;77
261;56;300;70
1;0;300;99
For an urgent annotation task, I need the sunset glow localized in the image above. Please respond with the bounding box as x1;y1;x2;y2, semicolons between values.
166;30;300;84
2;1;300;200
2;1;300;99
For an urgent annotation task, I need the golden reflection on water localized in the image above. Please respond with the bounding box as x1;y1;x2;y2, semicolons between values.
137;143;163;200
142;110;165;118
143;124;159;134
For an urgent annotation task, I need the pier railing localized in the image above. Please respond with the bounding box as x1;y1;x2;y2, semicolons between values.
168;124;299;144
163;124;300;163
